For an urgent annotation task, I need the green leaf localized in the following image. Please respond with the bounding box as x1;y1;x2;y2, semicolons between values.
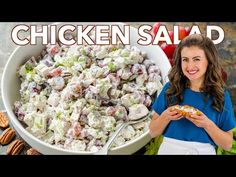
216;147;224;155
233;127;236;139
144;135;163;155
111;47;118;51
216;140;236;155
108;62;116;72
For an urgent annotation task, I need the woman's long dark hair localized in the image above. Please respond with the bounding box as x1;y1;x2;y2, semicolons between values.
166;34;225;112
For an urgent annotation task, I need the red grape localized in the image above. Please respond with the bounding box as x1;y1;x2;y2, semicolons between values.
161;43;176;59
168;31;174;43
185;26;191;36
153;22;161;35
179;26;188;40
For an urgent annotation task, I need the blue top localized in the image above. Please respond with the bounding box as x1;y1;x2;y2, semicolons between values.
152;82;236;147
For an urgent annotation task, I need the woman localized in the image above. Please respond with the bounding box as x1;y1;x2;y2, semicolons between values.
149;34;236;154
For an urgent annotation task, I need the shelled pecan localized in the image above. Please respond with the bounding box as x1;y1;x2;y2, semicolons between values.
7;139;25;155
26;148;41;155
0;112;9;128
0;127;16;145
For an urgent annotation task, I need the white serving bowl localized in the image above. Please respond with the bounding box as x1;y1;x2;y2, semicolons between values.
1;22;171;154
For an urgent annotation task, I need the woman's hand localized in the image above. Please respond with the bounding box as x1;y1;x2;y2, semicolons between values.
185;111;213;129
186;111;233;151
161;105;183;121
149;105;183;138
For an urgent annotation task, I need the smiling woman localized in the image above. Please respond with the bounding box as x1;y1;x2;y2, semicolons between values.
181;46;209;90
149;34;236;155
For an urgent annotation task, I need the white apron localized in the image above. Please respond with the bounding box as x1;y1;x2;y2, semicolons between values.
158;137;216;155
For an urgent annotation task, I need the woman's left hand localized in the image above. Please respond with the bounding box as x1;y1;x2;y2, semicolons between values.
185;111;213;129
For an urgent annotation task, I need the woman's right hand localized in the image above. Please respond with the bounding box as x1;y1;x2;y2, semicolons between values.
161;105;183;121
149;105;183;138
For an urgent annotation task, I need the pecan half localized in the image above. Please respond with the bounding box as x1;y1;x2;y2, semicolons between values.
0;112;9;128
7;139;25;155
26;148;41;155
0;127;16;145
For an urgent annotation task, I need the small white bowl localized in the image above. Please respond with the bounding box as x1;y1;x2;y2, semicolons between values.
1;22;171;154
